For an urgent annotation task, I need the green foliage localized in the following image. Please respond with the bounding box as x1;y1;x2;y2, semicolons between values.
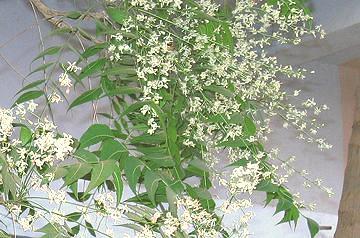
33;46;62;62
306;217;320;238
79;124;114;148
4;0;323;237
68;87;103;110
13;90;43;107
85;160;116;194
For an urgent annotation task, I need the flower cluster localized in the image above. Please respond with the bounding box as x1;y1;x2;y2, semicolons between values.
94;192;129;222
0;101;73;174
58;61;81;94
101;0;334;236
0;0;335;237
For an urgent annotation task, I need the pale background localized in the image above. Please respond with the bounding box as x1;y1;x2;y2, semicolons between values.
1;0;360;237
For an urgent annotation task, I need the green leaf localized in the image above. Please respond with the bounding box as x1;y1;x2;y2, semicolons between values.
68;87;103;110
37;223;66;235
64;163;92;186
81;43;108;59
275;198;292;214
121;101;149;117
33;46;62;62
73;148;99;163
16;79;45;95
144;170;161;205
113;164;123;204
78;58;106;80
20;126;32;145
187;186;215;211
70;225;80;236
85;220;96;237
13;90;43;107
104;66;137;76
243;116;256;136
204;85;233;98
85;160;116;194
79;124;114;148
265;192;276;207
100;139;128;161
227;158;249;168
306;217;320;238
27;62;54;76
2;166;18;197
106;86;142;96
43;166;68;183
124;157;143;194
277;206;299;225
68;192;92;202
217;139;249;148
117;223;143;232
69;182;78;200
66;212;82;222
66;11;82;19
130;132;166;144
166;187;177;216
106;7;128;24
256;180;279;193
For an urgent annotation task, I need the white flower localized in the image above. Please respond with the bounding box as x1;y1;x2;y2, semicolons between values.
49;92;63;103
47;188;66;204
163;212;180;236
27;100;38;112
59;72;72;88
229;163;261;194
66;61;81;73
50;209;65;225
136;225;155;238
150;211;161;223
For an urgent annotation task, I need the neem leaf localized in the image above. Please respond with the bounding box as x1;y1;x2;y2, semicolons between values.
166;187;177;216
100;139;128;161
85;160;116;194
106;86;142;96
78;58;106;80
64;163;92;186
144;170;161;205
106;7;128;24
33;46;62;62
85;220;96;237
275;198;292;214
27;62;54;76
306;217;320;238
79;124;114;148
243;116;256;136
73;148;99;163
13;90;43;107
80;43;108;59
66;212;82;222
20;126;32;145
124;156;143;194
66;11;82;19
113;164;123;204
68;87;103;110
16;79;45;95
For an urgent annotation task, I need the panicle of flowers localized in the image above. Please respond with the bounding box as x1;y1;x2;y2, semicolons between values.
94;192;128;222
226;162;262;195
0;102;73;174
58;61;81;93
176;196;219;238
136;224;156;238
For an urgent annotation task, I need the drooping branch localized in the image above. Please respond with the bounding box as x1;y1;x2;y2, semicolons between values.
28;0;104;43
29;0;71;29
